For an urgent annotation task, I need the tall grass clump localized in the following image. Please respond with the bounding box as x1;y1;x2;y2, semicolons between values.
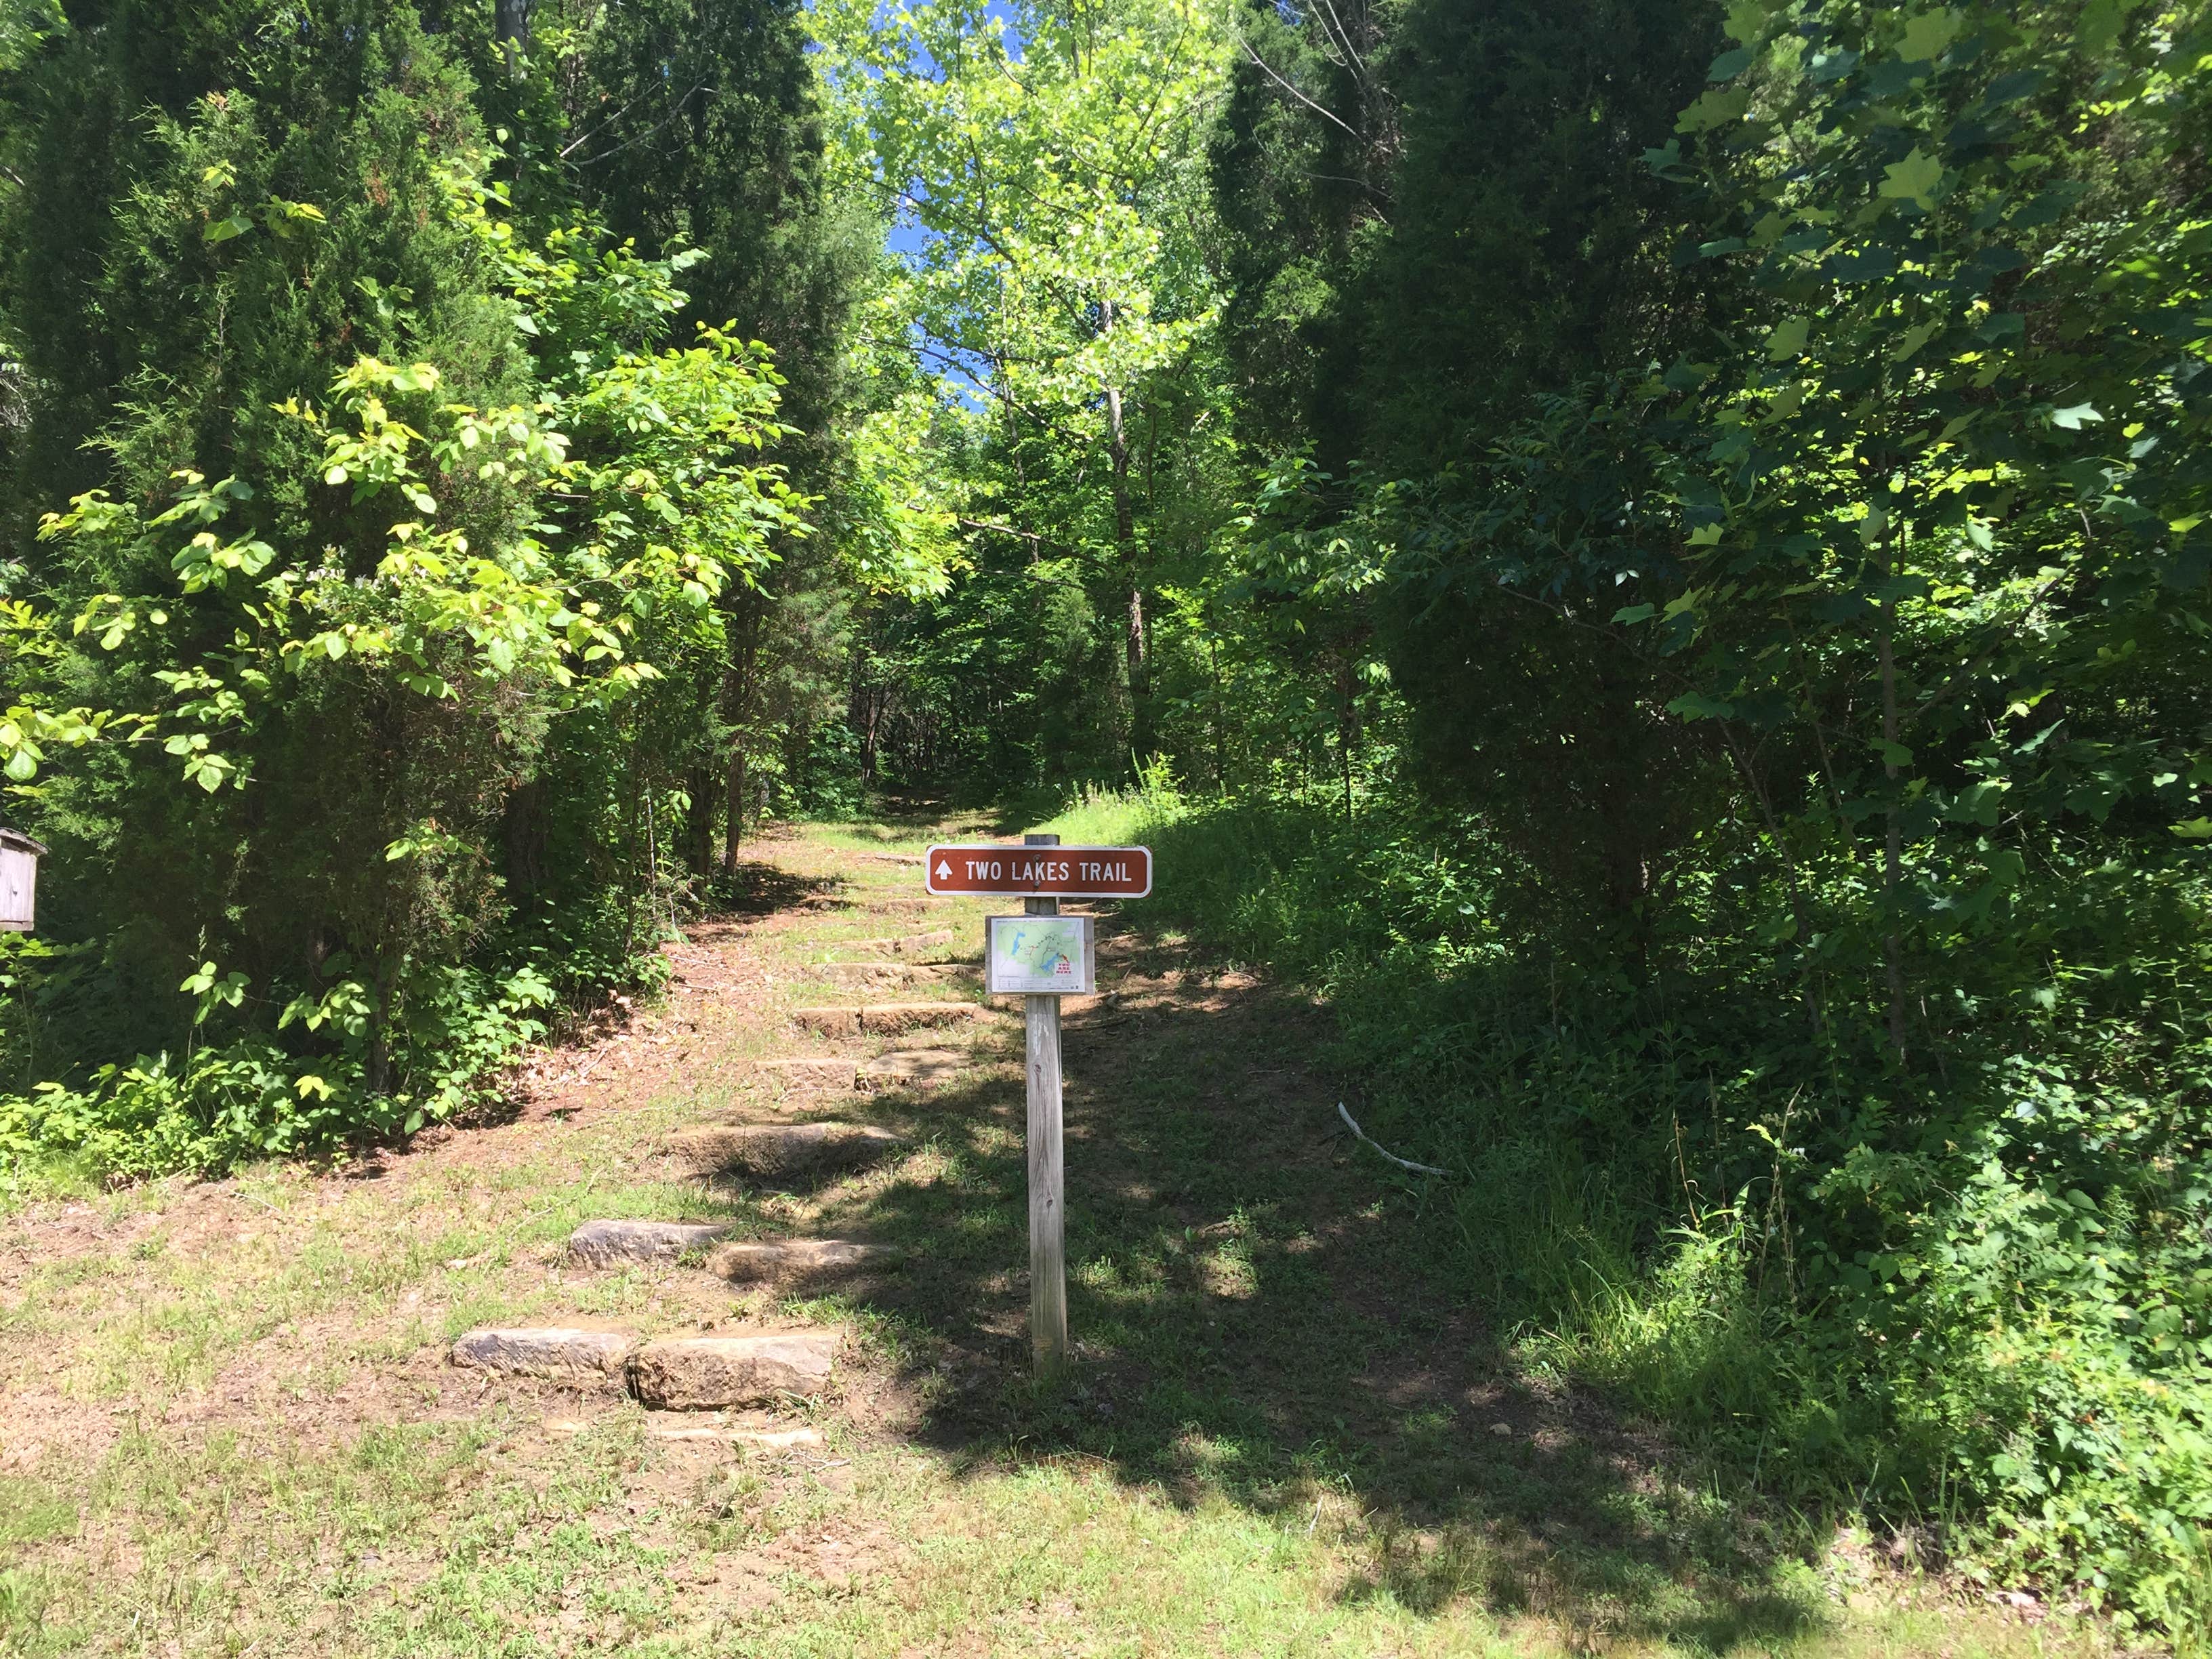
1102;785;2212;1637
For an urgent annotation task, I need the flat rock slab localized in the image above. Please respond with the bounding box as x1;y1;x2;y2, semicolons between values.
847;928;958;958
860;1047;968;1088
818;962;975;989
628;1332;837;1410
648;1424;825;1449
451;1327;634;1376
814;963;906;990
868;1000;981;1033
707;1238;901;1282
666;1121;909;1180
793;1002;979;1036
569;1220;731;1267
755;1056;859;1088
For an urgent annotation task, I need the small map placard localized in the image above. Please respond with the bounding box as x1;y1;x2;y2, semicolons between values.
985;915;1095;996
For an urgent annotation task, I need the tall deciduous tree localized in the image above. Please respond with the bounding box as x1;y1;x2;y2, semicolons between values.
811;0;1230;756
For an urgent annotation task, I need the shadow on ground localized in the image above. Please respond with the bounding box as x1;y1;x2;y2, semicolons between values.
756;916;1830;1652
703;861;846;917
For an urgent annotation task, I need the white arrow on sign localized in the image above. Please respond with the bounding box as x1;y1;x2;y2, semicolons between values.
935;859;952;880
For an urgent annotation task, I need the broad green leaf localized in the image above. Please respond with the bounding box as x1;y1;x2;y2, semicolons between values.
1890;320;1940;361
1879;148;1945;208
1765;316;1810;360
1668;691;1737;719
1677;86;1751;134
1898;9;1963;62
1723;0;1774;43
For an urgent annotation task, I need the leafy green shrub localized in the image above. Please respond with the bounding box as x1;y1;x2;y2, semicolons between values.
0;958;552;1189
1116;786;2212;1634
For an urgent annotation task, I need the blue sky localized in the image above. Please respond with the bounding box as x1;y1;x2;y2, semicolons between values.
877;0;1025;263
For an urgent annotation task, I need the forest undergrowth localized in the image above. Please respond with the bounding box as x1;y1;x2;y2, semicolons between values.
1042;779;2212;1642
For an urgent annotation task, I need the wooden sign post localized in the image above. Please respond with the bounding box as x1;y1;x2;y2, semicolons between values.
943;833;1148;1378
1022;832;1069;1377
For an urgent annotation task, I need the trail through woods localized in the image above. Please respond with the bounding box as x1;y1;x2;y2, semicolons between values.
0;817;2094;1656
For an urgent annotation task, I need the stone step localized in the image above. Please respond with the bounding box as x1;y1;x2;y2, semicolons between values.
802;895;933;917
859;1047;968;1087
567;1219;731;1267
707;1238;901;1282
628;1332;837;1410
451;1326;633;1377
752;1046;972;1092
755;1056;860;1088
665;1121;909;1180
845;928;960;958
792;1002;981;1036
647;1424;824;1449
816;961;977;989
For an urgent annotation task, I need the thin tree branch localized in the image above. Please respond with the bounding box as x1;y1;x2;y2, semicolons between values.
1337;1102;1450;1177
568;85;714;167
1230;26;1359;139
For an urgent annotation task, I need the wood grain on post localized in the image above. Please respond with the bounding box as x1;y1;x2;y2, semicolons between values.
1023;832;1069;1376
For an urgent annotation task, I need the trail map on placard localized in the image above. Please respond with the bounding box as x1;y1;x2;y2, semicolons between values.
989;917;1088;994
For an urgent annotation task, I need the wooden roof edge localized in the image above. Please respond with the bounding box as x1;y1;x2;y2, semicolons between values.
0;827;48;856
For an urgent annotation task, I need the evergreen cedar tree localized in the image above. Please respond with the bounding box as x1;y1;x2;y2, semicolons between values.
0;0;853;1105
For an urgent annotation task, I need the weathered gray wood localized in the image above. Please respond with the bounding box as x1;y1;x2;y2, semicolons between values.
0;829;43;933
1025;832;1069;1377
843;928;958;958
817;960;977;989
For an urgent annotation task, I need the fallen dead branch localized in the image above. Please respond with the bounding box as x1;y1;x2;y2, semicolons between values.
1336;1102;1450;1178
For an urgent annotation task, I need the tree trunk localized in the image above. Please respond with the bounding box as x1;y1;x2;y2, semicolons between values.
495;0;529;73
719;590;764;874
1208;631;1227;794
684;763;716;876
366;955;398;1098
1100;299;1148;756
723;746;747;873
1336;656;1357;819
502;780;548;898
1879;586;1908;1062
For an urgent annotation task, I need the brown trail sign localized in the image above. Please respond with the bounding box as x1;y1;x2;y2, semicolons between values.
933;834;1152;1378
925;843;1150;899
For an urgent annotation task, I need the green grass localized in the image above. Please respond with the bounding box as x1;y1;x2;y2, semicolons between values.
0;818;2122;1656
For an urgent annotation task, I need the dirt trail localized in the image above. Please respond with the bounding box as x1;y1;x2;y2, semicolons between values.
0;821;2076;1657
